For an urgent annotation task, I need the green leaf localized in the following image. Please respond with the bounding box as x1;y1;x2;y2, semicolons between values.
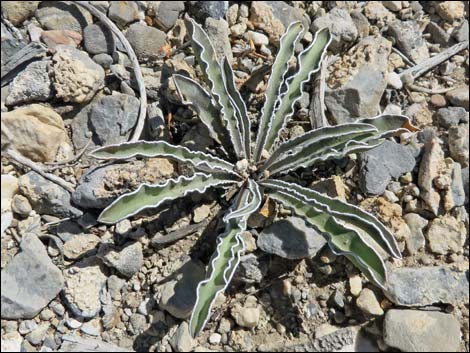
262;27;332;154
262;123;378;174
223;179;262;222
90;140;237;176
254;21;304;161
98;173;237;224
186;17;244;158
190;187;254;337
173;74;231;153
267;189;387;288
261;179;401;259
221;58;251;159
357;114;419;138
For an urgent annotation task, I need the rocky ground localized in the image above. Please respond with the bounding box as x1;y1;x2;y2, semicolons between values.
1;1;469;352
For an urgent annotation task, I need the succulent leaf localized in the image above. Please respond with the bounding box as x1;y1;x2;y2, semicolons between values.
90;140;238;176
186;17;245;158
190;188;253;337
254;21;305;161
267;189;387;288
262;27;332;155
221;58;252;159
223;179;262;222
262;123;378;173
261;179;401;259
98;173;237;224
173;74;231;152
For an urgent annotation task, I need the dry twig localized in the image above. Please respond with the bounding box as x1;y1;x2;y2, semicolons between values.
5;149;75;193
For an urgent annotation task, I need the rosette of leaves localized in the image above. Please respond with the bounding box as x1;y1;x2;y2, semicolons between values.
90;18;417;337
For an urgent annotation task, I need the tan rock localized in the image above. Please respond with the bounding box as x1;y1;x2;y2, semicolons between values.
1;104;70;162
249;1;285;44
426;215;466;255
40;30;82;50
63;234;101;260
1;175;18;212
418;138;446;215
436;1;465;22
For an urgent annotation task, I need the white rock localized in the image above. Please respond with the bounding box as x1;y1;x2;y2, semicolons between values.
387;71;403;89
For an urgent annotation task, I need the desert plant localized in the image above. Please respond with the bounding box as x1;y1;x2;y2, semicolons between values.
90;18;417;337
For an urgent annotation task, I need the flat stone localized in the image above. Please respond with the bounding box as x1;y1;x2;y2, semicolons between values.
233;254;268;284
52;46;104;103
63;234;100;260
35;2;92;32
83;23;115;55
89;93;140;145
5;60;53;106
193;204;211;223
26;323;49;345
453;20;469;42
41;30;82;49
383;310;461;352
62;256;107;319
257;216;327;259
99;242;143;278
156;259;205;319
59;334;134;352
386;266;469;306
19;171;82;218
359;140;416;195
426;215;466;255
1;233;64;319
125;23;166;61
1;104;70;162
387;20;429;63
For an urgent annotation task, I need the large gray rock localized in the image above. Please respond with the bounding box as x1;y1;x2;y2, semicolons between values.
383;310;461;352
386;266;469;306
1;233;64;319
266;1;310;30
311;8;357;52
324;35;391;123
125;23;166;61
257;216;327;259
89;93;140;145
19;171;82;218
5;60;53;106
387;20;429;63
359;140;416;195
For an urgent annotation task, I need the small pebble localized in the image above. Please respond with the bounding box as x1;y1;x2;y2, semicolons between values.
430;94;447;108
